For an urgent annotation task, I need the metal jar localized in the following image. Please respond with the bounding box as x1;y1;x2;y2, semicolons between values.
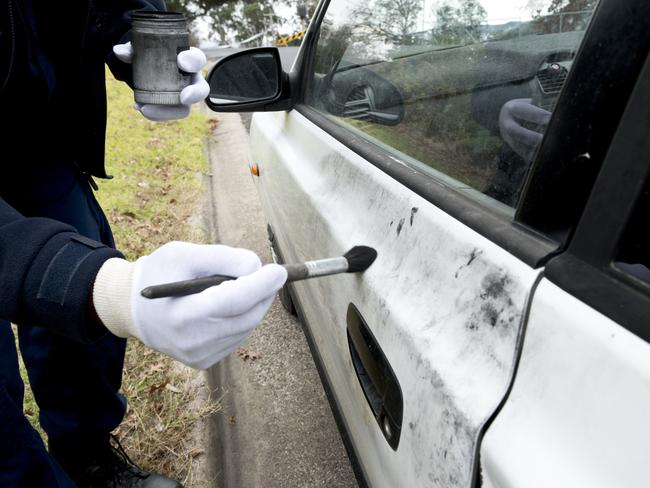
131;11;190;106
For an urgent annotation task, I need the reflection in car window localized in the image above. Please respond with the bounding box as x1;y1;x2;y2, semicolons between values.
306;0;598;209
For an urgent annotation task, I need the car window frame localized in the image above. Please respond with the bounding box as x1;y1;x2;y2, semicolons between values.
544;51;650;341
286;0;649;268
516;0;650;240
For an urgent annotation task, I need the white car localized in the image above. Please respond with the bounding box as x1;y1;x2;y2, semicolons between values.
206;0;650;486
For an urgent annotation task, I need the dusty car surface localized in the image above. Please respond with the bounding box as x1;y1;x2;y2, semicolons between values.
206;0;650;486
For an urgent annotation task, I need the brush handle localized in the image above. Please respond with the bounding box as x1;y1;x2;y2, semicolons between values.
140;274;235;298
140;266;302;298
140;257;350;299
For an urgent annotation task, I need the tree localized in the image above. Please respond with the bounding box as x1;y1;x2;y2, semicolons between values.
434;4;463;43
352;0;423;45
546;0;597;13
168;0;317;45
432;0;487;45
530;0;598;34
166;0;223;22
209;0;279;44
461;0;487;36
312;20;354;74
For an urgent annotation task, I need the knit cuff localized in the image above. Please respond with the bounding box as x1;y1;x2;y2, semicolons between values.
92;258;137;338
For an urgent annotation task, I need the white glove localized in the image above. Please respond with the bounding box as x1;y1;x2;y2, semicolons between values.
113;42;210;121
92;242;287;369
499;98;551;161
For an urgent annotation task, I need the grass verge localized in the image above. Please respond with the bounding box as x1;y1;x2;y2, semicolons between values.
101;72;219;486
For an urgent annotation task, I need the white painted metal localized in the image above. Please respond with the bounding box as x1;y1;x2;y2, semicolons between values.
481;279;650;488
250;109;541;487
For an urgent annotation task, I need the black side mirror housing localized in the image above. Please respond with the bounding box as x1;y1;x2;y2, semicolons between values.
205;47;293;113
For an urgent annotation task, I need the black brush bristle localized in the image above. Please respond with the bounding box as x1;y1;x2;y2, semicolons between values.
343;246;378;273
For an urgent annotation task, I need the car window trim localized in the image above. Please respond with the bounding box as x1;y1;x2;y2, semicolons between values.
517;0;650;239
290;0;332;104
545;50;650;341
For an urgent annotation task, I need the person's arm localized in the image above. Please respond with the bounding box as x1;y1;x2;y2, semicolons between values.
0;197;121;342
92;242;287;369
1;197;287;369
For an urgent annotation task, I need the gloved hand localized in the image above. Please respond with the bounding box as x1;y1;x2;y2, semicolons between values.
112;42;210;121
92;242;287;369
499;98;551;161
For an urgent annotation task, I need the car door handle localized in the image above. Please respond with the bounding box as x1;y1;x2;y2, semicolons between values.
347;304;403;450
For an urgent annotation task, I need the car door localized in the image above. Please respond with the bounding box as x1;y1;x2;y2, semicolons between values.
480;51;650;488
221;0;647;486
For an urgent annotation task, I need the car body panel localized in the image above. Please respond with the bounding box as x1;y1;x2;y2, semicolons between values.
480;279;650;488
250;108;541;487
204;0;650;485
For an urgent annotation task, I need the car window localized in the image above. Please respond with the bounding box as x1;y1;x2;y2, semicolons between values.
305;0;599;209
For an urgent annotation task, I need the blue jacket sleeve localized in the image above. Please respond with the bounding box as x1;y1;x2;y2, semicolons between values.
0;198;124;343
101;0;167;85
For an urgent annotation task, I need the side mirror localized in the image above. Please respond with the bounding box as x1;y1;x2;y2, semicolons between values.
205;47;292;112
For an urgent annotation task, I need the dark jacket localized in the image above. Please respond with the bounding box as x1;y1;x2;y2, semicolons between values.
0;197;122;342
0;0;164;342
0;0;165;178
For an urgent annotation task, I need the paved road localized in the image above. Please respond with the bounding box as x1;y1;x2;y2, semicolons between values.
202;109;357;488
